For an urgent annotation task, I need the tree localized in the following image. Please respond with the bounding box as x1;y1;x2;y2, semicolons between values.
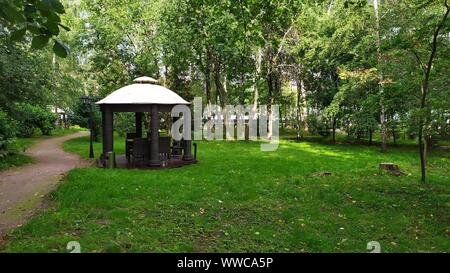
382;0;450;182
414;0;449;182
69;100;101;141
372;0;388;152
0;0;70;57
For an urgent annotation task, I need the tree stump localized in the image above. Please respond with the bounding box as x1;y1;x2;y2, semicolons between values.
379;163;404;176
313;171;332;177
379;163;399;171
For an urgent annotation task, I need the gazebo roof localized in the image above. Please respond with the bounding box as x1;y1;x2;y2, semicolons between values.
96;77;189;105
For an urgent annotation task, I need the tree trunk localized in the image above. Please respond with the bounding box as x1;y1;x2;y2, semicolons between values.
419;127;426;182
205;51;212;106
369;128;373;146
253;48;262;111
417;1;449;182
392;129;396;145
332;117;337;143
213;56;228;138
274;67;282;130
266;53;275;140
213;59;227;107
296;75;302;141
373;0;388;152
296;65;307;140
301;80;308;133
267;73;274;139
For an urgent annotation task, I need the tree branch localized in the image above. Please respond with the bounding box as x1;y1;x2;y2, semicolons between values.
422;0;450;106
411;49;426;73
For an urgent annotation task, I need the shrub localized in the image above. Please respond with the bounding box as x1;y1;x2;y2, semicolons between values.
10;103;57;137
35;107;57;135
68;101;101;141
114;112;135;137
0;110;17;158
307;115;330;136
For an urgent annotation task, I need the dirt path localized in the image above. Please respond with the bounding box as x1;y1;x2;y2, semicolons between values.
0;131;90;237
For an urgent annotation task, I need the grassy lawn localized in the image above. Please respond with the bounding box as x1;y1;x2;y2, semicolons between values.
0;154;33;172
2;136;449;253
45;127;86;137
0;138;34;171
0;127;86;171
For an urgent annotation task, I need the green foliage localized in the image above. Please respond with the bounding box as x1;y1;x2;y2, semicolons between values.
114;112;136;137
0;153;33;171
0;0;70;57
0;110;17;158
52;39;68;57
307;115;330;136
0;0;448;180
68;101;101;141
37;108;58;135
10;103;57;137
75;0;162;96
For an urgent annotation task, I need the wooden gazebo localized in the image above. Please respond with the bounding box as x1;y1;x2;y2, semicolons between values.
96;76;194;168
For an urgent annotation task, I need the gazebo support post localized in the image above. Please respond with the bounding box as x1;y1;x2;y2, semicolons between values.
135;112;143;138
102;108;115;167
149;105;161;166
183;140;193;161
172;117;182;158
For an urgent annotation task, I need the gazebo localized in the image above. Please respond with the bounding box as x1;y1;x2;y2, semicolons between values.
96;76;194;168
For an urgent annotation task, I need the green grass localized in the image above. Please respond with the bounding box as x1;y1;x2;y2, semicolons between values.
2;136;449;253
63;133;124;160
0;154;33;171
46;126;86;137
0;126;86;171
0;138;33;171
280;128;450;147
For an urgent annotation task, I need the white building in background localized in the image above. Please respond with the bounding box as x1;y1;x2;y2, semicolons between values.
48;106;68;127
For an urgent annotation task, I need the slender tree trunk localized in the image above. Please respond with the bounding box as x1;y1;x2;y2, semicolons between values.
296;74;302;141
213;59;227;107
163;64;169;87
253;48;262;111
369;128;373;146
251;49;262;141
267;73;274;139
417;1;449;182
299;75;308;133
266;52;275;140
274;67;282;131
332;117;337;143
213;57;228;138
419;127;426;182
392;129;396;145
373;0;388;152
205;50;212;106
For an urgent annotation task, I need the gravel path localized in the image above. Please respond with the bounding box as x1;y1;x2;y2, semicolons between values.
0;131;89;237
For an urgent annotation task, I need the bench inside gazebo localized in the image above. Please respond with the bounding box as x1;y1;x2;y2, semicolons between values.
96;76;196;169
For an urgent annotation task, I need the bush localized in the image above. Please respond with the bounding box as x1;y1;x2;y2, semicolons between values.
68;101;101;141
114;112;136;137
35;107;57;135
0;110;17;158
307;115;330;136
10;103;57;137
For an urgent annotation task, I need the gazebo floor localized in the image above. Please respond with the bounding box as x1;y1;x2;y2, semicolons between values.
115;154;198;169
